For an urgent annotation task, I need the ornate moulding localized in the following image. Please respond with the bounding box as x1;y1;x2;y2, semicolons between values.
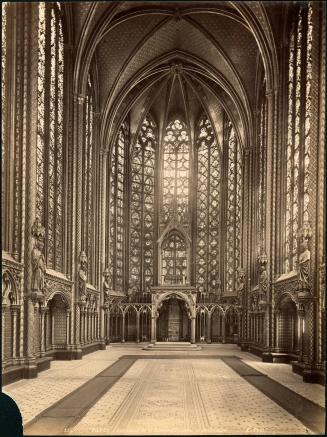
273;271;298;293
150;285;197;318
44;268;73;307
2;252;23;304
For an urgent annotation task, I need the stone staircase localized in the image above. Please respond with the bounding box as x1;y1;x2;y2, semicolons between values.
143;341;202;351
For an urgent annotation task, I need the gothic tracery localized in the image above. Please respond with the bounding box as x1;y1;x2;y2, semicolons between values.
1;1;324;389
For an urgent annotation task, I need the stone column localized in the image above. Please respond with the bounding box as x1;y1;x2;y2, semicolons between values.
39;306;46;357
2;305;7;368
80;307;84;344
99;151;107;345
222;314;226;344
11;305;20;360
51;309;55;346
91;310;94;341
72;94;86;356
44;309;49;351
91;309;94;341
89;309;91;342
74;303;81;347
136;311;140;343
66;310;71;345
84;309;88;343
191;316;196;344
237;312;241;343
93;310;96;341
107;309;110;344
275;311;281;350
121;312;125;343
151;316;156;343
207;312;212;344
298;305;305;362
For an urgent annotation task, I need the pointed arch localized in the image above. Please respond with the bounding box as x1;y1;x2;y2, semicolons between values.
129;114;157;292
196;114;221;295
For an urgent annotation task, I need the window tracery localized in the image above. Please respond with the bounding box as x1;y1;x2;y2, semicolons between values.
162;119;190;224
196;116;221;294
82;76;95;283
285;3;312;272
130;116;156;292
108;121;128;290
225;121;242;294
162;232;187;284
258;88;267;246
1;2;9;249
36;2;64;271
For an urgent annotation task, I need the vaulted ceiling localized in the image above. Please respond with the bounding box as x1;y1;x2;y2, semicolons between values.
67;1;282;150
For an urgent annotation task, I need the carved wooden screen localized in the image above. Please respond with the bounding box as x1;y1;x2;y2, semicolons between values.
162;119;190;224
36;2;64;271
196;116;221;294
130;115;156;292
285;3;312;272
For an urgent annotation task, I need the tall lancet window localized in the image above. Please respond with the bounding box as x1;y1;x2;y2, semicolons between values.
36;2;64;271
82;75;95;283
225;121;242;294
196;116;221;294
162;232;187;284
162;119;190;224
258;89;267;244
285;3;312;272
1;3;9;249
108;121;128;290
130;116;156;292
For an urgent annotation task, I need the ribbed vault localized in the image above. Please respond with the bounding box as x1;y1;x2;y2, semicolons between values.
69;1;279;153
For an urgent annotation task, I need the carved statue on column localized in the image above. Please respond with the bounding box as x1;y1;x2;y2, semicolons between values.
297;222;312;294
237;269;245;304
78;251;88;303
103;268;110;306
257;250;268;305
31;218;46;295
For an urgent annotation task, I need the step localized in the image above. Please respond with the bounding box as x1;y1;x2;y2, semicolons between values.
143;342;202;351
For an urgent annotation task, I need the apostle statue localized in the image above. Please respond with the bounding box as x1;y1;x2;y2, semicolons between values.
257;251;268;304
78;251;88;302
298;238;311;291
31;219;46;294
103;267;110;304
237;269;245;300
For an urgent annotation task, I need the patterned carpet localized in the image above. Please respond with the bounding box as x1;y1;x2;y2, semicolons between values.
70;359;311;435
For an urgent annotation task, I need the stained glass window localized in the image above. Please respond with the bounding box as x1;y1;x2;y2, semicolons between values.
83;75;95;283
285;3;312;272
108;121;128;290
196;116;221;294
162;119;190;224
162;232;187;284
225;121;242;294
36;2;64;271
258;89;267;245
1;3;9;248
130;115;156;292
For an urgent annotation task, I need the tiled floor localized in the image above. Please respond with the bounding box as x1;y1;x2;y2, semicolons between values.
3;344;325;434
70;358;311;435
